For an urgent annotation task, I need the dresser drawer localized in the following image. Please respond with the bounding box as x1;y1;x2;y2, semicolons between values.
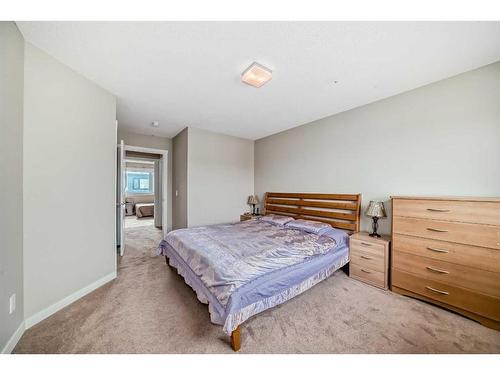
393;234;500;273
350;248;384;272
393;251;500;297
350;263;385;289
392;269;500;321
393;216;500;250
393;199;500;226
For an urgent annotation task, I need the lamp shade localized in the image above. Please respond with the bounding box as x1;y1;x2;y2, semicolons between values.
247;195;259;205
365;201;387;218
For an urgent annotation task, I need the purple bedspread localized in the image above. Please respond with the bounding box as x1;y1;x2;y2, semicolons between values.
158;219;349;334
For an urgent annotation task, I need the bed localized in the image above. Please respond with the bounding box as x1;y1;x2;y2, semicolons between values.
126;195;155;217
135;203;154;218
158;192;362;351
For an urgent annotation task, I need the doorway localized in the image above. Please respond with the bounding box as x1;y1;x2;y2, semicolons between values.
116;142;168;257
124;158;155;229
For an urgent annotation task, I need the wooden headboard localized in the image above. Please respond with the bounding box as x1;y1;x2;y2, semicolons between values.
263;192;362;233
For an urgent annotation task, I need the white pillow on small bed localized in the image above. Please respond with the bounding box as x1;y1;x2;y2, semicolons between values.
259;214;295;226
285;219;331;235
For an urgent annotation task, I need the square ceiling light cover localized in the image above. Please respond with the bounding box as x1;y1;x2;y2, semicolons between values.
241;62;272;88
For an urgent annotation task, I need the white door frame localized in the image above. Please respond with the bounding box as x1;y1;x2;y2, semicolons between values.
119;140;126;256
120;144;169;239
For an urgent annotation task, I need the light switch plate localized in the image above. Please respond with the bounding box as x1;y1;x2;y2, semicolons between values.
9;294;16;314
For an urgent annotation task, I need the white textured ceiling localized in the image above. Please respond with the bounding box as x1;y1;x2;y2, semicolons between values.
17;22;500;140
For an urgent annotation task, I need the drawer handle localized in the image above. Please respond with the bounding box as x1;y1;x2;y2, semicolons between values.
360;268;372;274
426;208;450;213
427;246;449;253
426;227;448;233
426;266;449;274
360;242;372;247
425;286;449;295
360;255;373;260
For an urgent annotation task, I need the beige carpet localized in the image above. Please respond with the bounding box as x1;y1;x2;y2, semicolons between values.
14;225;500;353
124;215;154;228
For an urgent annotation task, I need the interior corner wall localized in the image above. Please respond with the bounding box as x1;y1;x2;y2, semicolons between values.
0;22;25;352
23;42;117;321
254;62;500;235
172;128;188;230
187;127;254;227
117;129;173;232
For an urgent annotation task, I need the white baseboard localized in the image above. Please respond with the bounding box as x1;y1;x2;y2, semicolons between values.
1;321;25;354
25;271;117;330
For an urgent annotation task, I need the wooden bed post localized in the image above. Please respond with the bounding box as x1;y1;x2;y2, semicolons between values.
230;326;241;351
355;193;362;232
262;193;268;215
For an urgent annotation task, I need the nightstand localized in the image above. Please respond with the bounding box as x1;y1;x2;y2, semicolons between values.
349;232;390;290
240;213;261;222
125;202;135;216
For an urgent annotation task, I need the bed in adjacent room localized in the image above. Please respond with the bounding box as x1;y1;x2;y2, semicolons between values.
135;202;154;218
158;192;362;351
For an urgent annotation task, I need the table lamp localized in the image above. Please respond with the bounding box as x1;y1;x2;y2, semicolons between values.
247;195;259;215
365;201;387;237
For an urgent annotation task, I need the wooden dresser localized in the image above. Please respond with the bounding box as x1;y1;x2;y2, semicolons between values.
391;196;500;330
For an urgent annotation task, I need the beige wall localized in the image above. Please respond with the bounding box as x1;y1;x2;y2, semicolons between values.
118;129;172;150
117;129;173;231
172;128;188;229
23;43;117;319
187;127;254;227
0;22;24;352
255;62;500;235
125;161;155;170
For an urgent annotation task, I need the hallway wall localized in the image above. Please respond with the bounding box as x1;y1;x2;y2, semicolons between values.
23;42;117;321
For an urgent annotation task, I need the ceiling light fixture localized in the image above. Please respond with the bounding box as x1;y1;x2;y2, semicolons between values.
241;62;272;88
151;121;159;128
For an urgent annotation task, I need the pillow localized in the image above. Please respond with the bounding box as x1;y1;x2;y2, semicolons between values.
285;219;332;235
325;227;349;247
259;214;295;226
